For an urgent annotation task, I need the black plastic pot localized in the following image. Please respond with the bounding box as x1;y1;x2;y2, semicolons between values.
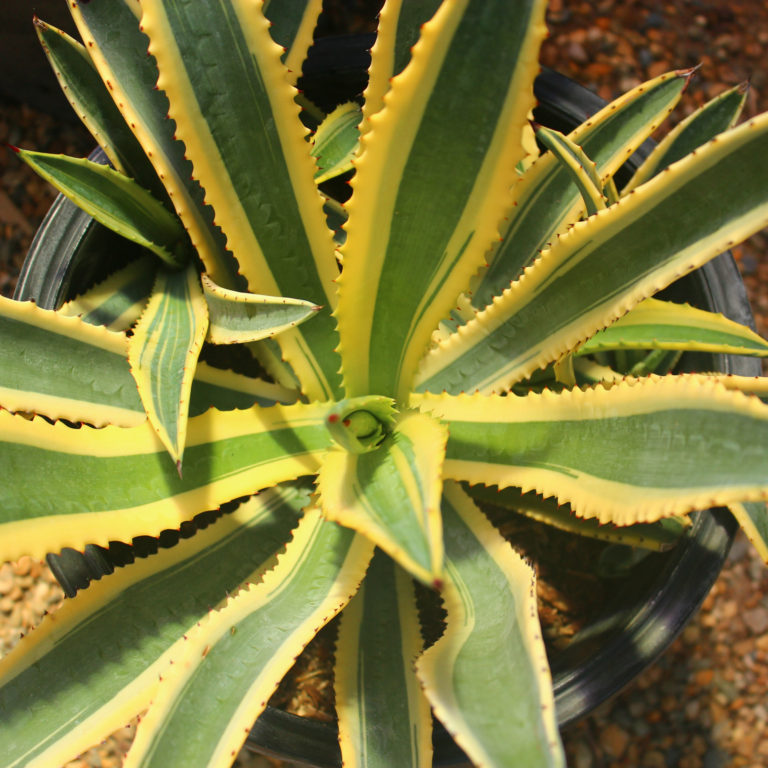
16;37;759;768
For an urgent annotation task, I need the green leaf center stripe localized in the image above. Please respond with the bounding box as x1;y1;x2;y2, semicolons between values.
0;487;306;768
419;112;768;394
142;0;341;400
132;266;207;462
578;298;768;355
0;299;141;419
341;0;544;399
335;551;432;768
123;511;373;767
0;404;331;525
472;71;688;309
417;484;564;767
71;0;237;286
421;378;768;523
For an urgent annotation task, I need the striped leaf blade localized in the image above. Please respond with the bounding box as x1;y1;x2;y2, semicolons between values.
59;255;155;331
0;486;306;768
534;126;607;216
318;410;447;587
128;263;209;467
578;297;768;357
417;376;768;526
0;294;143;427
69;0;239;287
311;102;362;184
626;81;749;191
263;0;323;83
471;70;691;310
0;402;332;562
0;293;295;428
123;508;374;768
139;0;341;402
416;482;564;768
418;110;768;395
14;149;187;268
335;551;432;768
466;485;689;551
34;18;165;199
337;0;547;400
201;274;320;346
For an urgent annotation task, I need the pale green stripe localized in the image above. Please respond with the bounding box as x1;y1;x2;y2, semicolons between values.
445;400;768;492
0;487;306;768
365;0;541;396
338;551;427;768
432;489;563;766
0;413;330;523
473;73;688;308
135;515;362;767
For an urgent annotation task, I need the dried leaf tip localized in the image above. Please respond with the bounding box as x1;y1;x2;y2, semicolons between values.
677;63;702;90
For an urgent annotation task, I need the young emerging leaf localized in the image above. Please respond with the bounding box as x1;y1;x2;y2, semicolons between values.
535;125;607;216
318;410;447;587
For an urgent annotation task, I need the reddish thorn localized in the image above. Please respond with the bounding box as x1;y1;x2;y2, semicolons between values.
7;144;20;153
176;459;183;478
432;578;444;591
328;413;340;423
343;418;351;427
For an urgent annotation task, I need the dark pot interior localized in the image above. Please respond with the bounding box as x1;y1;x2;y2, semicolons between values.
15;34;758;768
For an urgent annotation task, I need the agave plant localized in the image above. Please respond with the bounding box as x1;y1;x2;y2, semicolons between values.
3;1;768;767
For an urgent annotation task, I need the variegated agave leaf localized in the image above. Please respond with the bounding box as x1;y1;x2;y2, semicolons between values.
5;2;768;768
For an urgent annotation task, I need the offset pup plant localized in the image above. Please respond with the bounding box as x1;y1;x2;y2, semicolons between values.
3;1;768;766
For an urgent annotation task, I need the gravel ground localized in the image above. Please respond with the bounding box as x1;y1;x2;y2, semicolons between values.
2;2;768;767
